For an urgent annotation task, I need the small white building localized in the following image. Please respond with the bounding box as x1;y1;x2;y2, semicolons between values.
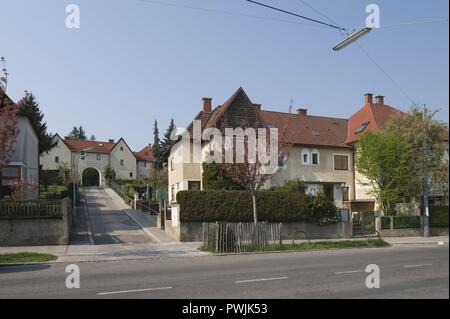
40;135;154;186
0;90;39;199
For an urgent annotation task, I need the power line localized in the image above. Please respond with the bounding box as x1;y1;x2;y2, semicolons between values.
296;0;415;104
356;43;414;104
135;0;330;29
297;0;345;31
244;0;342;30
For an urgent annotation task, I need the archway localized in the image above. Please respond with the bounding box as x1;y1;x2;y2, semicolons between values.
82;167;100;187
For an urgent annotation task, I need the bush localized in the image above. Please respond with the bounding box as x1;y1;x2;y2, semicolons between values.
270;179;306;192
305;194;340;225
176;190;338;225
201;162;243;190
430;206;449;227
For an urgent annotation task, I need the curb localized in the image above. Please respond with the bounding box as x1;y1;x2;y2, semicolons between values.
202;243;393;256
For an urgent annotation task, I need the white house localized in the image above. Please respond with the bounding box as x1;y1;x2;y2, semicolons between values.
0;89;39;199
40;134;153;186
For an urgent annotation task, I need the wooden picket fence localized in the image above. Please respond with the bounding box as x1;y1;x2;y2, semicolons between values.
202;222;282;253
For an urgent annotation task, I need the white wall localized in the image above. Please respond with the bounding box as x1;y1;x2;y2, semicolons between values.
40;135;72;170
109;139;137;180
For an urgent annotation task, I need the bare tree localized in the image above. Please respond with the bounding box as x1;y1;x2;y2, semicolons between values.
221;126;290;224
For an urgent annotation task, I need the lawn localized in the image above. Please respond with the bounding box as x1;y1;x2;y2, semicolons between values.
200;239;390;253
0;252;57;264
40;185;68;200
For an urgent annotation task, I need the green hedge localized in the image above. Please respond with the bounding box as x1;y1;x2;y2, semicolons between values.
430;206;449;228
177;190;322;223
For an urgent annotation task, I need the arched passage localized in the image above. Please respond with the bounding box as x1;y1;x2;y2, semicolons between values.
82;167;101;187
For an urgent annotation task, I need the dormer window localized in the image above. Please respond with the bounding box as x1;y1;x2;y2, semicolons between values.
355;121;370;134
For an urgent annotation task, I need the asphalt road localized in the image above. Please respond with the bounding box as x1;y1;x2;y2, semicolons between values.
0;245;448;299
84;187;153;245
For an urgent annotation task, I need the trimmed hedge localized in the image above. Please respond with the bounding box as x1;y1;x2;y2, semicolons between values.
430;206;449;228
177;190;310;223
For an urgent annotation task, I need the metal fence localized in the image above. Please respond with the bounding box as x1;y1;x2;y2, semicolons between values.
0;199;67;219
108;180;159;214
202;222;282;253
381;215;422;230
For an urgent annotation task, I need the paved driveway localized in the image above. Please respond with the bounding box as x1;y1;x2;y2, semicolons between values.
85;187;153;245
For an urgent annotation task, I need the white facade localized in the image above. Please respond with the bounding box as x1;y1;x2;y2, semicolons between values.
40;136;139;186
1;115;39;199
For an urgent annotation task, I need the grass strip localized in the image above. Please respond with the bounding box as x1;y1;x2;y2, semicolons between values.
0;252;57;264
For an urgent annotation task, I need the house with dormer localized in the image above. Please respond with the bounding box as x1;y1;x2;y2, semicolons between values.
167;87;448;212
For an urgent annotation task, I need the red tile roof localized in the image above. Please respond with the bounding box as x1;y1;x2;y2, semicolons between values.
260;111;350;148
133;145;154;162
346;102;405;144
63;138;116;154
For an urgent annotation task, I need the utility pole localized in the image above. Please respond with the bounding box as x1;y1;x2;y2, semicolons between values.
422;108;430;237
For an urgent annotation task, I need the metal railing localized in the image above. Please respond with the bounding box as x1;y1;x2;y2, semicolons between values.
108;180;159;215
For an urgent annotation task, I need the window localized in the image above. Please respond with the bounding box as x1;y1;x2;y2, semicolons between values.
188;181;201;190
301;149;310;165
55;156;59;163
170;186;175;202
355;121;370;134
311;150;319;165
120;146;124;151
334;155;349;170
170;157;174;171
143;162;147;168
130;172;133;178
120;159;124;166
96;154;101;161
80;151;86;160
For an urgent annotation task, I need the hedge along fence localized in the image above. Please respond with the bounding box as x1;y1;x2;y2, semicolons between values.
430;206;449;227
176;190;310;223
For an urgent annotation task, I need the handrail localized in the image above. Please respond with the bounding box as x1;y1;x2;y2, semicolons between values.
108;180;159;215
292;230;310;244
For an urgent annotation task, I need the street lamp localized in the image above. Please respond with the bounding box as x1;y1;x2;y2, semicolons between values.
333;27;372;51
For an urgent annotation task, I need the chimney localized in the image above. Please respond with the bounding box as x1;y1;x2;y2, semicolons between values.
108;139;114;143
297;108;307;116
375;95;384;104
364;93;373;104
202;97;212;113
254;103;262;111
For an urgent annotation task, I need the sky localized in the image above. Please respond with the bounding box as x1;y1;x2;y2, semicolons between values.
0;0;448;151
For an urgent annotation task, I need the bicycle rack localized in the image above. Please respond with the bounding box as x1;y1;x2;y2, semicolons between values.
292;230;310;245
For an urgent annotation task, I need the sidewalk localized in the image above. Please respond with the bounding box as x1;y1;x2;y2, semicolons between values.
284;235;449;245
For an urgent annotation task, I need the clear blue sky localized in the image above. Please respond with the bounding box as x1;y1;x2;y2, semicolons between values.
1;0;448;151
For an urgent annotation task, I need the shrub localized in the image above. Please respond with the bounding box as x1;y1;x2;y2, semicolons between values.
305;194;340;225
176;190;338;224
270;179;307;192
430;206;449;227
201;162;243;190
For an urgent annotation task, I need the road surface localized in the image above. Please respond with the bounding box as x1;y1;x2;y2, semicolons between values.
84;187;153;245
0;244;447;299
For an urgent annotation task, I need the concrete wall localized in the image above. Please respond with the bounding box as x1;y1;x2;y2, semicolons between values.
165;221;352;242
0;199;72;246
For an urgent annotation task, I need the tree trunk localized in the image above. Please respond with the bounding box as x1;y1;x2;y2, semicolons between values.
252;192;258;224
